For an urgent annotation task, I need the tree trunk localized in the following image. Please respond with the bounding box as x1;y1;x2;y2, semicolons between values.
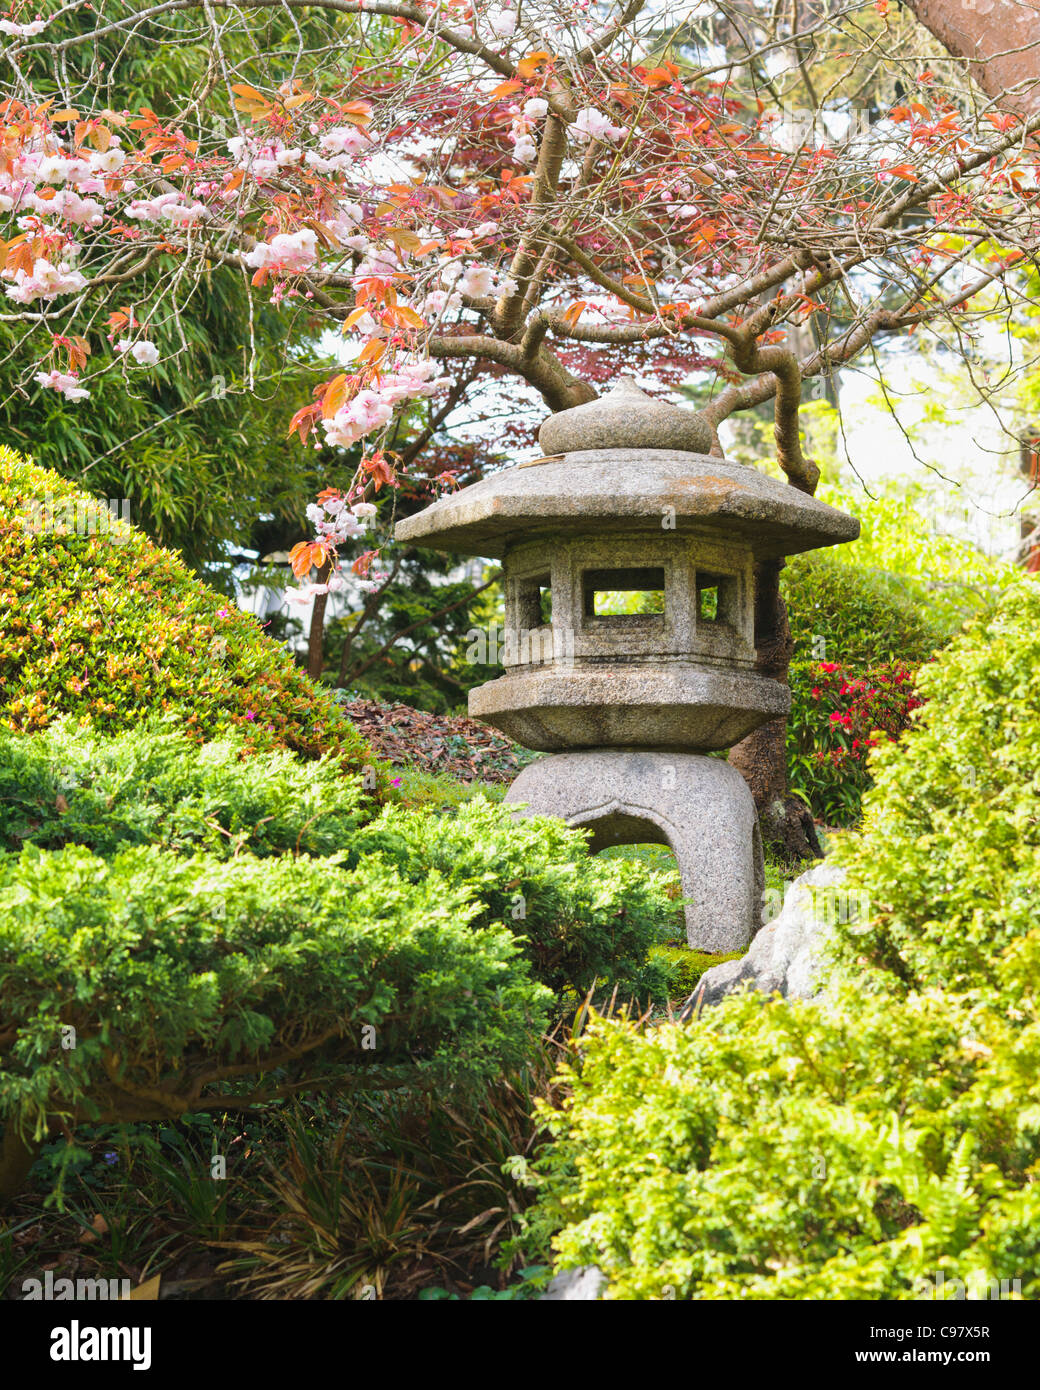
729;557;822;864
904;0;1040;117
0;1122;41;1209
306;560;332;679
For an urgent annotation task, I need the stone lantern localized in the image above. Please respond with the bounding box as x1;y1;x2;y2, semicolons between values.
395;379;858;952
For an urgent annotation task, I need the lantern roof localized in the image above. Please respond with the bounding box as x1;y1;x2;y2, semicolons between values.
394;378;859;559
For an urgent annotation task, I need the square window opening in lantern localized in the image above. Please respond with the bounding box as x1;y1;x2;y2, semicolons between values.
516;573;553;629
583;567;666;620
696;572;738;627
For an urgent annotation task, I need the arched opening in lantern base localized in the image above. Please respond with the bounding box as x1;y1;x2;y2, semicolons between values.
563;797;762;955
504;751;763;954
598;838;687;945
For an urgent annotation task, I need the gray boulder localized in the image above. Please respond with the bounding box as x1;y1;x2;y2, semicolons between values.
540;1265;607;1301
678;863;850;1018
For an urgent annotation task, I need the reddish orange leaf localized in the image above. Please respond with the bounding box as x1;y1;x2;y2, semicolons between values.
287;403;319;444
289;540;328;578
341;306;372;331
516;52;551;79
357;338;387;367
320;373;349;418
339;100;373;126
392;305;426;329
385;227;421;252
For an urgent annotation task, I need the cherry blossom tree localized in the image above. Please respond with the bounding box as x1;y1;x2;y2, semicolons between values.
3;0;1040;852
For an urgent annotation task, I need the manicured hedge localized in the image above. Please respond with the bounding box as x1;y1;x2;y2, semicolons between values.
782;552;943;824
782;550;945;668
0;841;550;1164
0;722;680;1203
354;798;674;1001
0;721;365;859
1;721;675;1007
0;446;381;787
831;576;1040;991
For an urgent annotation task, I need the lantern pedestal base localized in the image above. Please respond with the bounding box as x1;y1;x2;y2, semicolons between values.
505;749;763;954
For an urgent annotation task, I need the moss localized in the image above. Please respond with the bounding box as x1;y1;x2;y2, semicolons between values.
651;944;745;1000
0;446;384;791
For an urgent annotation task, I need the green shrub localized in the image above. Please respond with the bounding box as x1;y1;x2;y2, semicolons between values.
781;553;943;826
0;446;381;786
353;799;674;1004
782;550;946;669
0;721;365;859
0;839;550;1200
524;959;1040;1299
0;723;676;1012
830;576;1040;992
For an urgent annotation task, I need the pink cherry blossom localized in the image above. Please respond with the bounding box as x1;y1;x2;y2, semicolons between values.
34;369;89;400
571;107;629;144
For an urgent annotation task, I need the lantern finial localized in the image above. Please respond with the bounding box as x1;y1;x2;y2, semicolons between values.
538;375;713;456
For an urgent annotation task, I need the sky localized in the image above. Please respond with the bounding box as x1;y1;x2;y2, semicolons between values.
820;345;1035;560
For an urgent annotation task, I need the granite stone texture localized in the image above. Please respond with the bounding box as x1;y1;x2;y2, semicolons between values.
470;663;789;752
538;377;714;456
506;749;763;953
393;444;860;559
540;1266;607;1301
470;529;788;751
501;531;756;668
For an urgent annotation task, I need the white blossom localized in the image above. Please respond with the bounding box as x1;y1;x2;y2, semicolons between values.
34;369;89;399
486;6;517;37
571;107;629;145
